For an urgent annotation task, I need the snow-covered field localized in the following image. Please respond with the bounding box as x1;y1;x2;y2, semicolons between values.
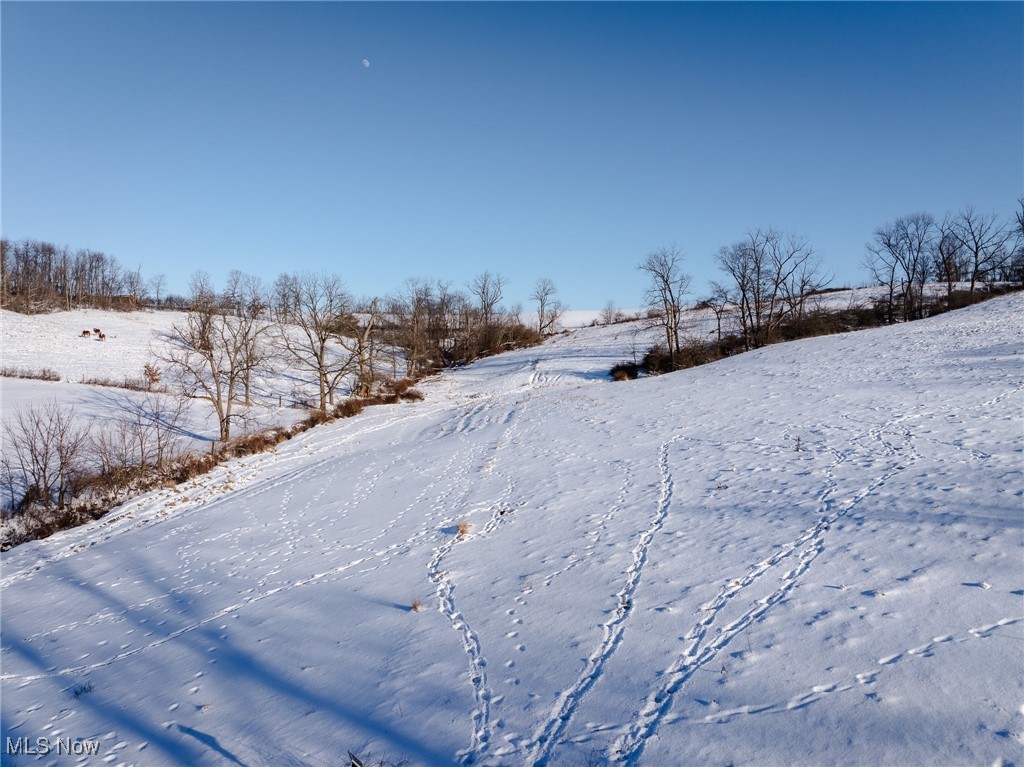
1;309;189;385
0;308;348;453
1;294;1022;766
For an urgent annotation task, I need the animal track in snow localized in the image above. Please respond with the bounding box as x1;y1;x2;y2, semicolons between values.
611;414;923;764
690;618;1014;725
429;503;516;765
524;438;675;767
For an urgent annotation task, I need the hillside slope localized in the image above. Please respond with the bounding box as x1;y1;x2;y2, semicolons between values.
2;295;1022;767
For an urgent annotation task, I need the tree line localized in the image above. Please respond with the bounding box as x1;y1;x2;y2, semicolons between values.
864;205;1022;324
0;266;567;545
5;199;1020;385
158;269;563;441
0;239;168;313
633;200;1023;375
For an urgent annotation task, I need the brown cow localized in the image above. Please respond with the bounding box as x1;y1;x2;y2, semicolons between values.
93;328;102;334
97;332;106;341
81;330;91;337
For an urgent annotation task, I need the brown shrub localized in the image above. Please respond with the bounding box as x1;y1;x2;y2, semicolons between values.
928;287;1020;316
610;363;639;381
334;400;365;418
504;324;544;349
227;431;284;457
143;364;162;388
641;345;674;375
385;377;418;396
383;376;426;401
611;339;727;379
715;333;746;357
170;452;219;483
302;408;336;427
4;506;90;549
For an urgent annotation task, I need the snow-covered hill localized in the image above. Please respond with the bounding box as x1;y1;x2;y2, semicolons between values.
1;295;1022;767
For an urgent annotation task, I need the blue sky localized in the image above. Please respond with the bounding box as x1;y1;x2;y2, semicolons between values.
3;2;1021;310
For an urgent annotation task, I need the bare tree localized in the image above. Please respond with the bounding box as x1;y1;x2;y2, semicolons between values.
932;214;968;299
716;228;824;349
468;271;507;329
1;402;88;512
92;393;188;485
148;273;167;308
123;266;147;308
864;213;934;323
531;278;566;334
698;281;733;345
271;272;300;322
507;302;524;328
465;271;510;357
626;322;645;365
335;297;383;398
189;270;217;309
430;280;458;361
951;206;1015;293
1009;198;1024;284
778;242;830;324
383;277;488;375
274;272;353;411
159;273;260;441
639;246;691;367
136;392;188;476
91;422;137;492
163;310;238;441
223;271;272;405
601;300;619;326
0;238;9;310
391;279;475;366
432;280;474;364
385;279;433;378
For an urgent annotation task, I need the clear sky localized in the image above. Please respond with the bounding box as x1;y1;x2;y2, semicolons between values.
3;1;1022;310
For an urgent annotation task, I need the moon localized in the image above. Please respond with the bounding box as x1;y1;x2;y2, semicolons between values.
362;59;370;68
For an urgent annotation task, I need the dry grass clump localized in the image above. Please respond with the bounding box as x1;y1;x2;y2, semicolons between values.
335;388;423;418
80;374;157;392
456;521;472;538
1;366;61;382
302;408;337;427
385;378;426;401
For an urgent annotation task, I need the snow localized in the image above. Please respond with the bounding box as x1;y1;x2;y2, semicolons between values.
1;294;1022;767
0;308;344;450
1;309;184;385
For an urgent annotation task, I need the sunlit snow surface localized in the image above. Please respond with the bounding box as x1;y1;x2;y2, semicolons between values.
2;295;1022;766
